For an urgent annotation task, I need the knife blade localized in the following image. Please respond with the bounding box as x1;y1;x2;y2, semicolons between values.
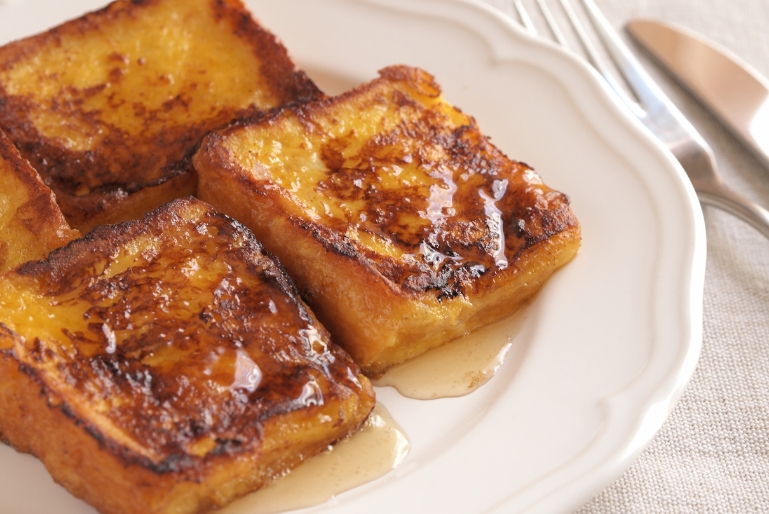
626;19;769;170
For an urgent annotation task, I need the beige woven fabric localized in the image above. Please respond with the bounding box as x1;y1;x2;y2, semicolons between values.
482;0;769;511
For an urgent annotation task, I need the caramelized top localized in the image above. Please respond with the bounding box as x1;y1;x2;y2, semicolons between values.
0;0;321;209
0;129;79;272
204;66;578;300
0;198;370;473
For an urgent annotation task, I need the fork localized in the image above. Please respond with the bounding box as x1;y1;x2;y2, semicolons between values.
512;0;769;239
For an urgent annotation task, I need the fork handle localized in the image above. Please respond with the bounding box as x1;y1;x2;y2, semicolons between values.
693;179;769;239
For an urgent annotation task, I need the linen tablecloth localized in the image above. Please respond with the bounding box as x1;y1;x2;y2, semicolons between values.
481;0;769;511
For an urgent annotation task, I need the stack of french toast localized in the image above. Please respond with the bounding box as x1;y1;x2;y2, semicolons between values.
0;0;581;513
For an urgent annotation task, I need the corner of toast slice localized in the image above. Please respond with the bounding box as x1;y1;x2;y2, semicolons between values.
0;128;79;273
0;197;374;514
0;0;323;232
193;65;581;377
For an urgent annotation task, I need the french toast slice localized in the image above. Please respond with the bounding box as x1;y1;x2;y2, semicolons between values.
0;0;322;232
194;65;581;377
0;128;79;273
0;197;375;514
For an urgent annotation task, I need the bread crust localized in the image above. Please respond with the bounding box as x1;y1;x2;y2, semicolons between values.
194;66;581;377
0;197;374;514
0;0;323;232
0;128;79;272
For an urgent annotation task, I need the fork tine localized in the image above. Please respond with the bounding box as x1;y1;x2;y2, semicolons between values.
534;0;567;46
577;0;670;114
557;0;601;71
514;1;537;35
555;0;640;111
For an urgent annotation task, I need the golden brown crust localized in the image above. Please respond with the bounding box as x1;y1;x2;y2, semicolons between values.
0;0;323;232
0;197;374;514
0;128;79;272
194;65;581;376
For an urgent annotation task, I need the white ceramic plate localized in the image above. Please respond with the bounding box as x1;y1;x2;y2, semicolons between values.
0;0;706;512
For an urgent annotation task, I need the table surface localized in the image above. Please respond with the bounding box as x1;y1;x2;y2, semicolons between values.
480;0;769;512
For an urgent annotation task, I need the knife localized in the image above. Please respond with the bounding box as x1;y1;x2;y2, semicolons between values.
626;19;769;171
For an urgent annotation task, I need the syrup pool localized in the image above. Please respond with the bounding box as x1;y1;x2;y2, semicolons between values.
221;403;408;514
372;307;530;399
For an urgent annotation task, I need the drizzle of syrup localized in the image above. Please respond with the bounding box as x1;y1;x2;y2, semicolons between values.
373;308;529;399
220;403;408;514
